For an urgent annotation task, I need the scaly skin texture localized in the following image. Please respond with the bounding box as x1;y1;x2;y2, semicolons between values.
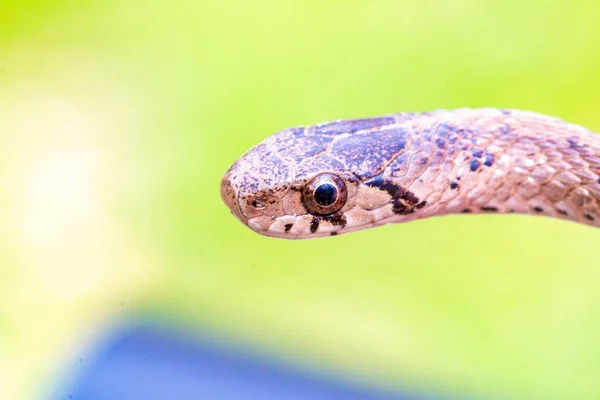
221;108;600;239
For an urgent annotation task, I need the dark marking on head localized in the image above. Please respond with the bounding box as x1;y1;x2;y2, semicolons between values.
470;159;481;172
461;208;472;213
392;201;407;214
532;206;544;213
450;181;459;190
314;116;396;135
481;206;498;212
392;200;415;215
386;152;410;176
401;191;419;205
323;212;347;228
294;155;347;178
310;218;319;233
284;223;293;233
484;153;495;167
415;201;427;209
330;128;407;179
471;148;484;158
557;209;568;216
364;174;405;199
270;135;333;163
584;214;595;221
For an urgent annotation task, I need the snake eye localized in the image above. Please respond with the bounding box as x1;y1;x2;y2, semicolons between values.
302;174;347;215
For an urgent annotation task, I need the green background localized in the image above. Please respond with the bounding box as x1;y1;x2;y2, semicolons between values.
1;1;600;399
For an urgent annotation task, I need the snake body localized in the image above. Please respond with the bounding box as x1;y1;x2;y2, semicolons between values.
221;108;600;239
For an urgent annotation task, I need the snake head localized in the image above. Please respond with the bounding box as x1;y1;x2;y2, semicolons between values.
221;116;417;239
220;127;362;238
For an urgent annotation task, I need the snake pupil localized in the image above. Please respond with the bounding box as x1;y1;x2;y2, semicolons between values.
314;183;337;207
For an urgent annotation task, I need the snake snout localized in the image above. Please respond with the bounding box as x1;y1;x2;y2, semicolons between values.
220;174;246;224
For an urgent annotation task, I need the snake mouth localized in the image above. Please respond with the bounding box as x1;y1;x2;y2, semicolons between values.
220;174;246;225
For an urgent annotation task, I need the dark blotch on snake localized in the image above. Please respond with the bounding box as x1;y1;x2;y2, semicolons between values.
401;191;420;205
329;128;407;179
323;212;347;228
472;148;484;158
533;206;544;213
330;232;338;236
310;218;319;233
461;209;472;213
435;137;447;149
585;214;595;221
284;223;293;233
481;206;498;212
436;123;455;137
364;174;404;199
568;137;582;149
450;181;459;190
470;159;481;172
392;201;411;215
557;209;568;216
484;153;495;167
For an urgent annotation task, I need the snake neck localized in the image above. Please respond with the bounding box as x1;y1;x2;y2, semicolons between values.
382;109;600;227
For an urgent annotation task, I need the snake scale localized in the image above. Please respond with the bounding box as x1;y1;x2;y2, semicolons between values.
221;108;600;239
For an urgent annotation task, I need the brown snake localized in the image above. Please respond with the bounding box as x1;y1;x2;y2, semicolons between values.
220;108;600;239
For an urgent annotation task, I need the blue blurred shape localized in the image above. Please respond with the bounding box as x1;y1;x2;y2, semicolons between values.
64;324;435;400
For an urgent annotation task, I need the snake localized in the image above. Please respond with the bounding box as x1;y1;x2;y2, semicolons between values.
220;108;600;239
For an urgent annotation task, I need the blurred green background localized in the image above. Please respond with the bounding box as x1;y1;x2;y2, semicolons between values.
1;1;600;399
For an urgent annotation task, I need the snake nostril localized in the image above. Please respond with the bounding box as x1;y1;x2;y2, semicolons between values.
251;198;265;209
